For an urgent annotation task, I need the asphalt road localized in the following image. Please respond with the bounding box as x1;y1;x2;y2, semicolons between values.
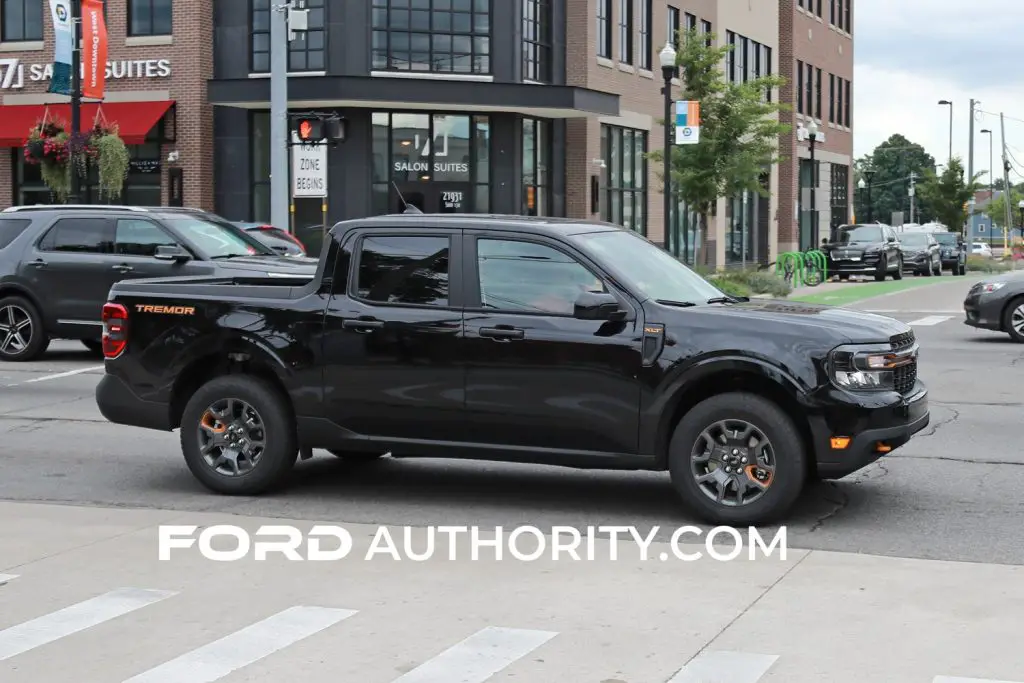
1;273;1022;566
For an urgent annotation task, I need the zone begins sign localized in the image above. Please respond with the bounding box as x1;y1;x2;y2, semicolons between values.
291;132;328;198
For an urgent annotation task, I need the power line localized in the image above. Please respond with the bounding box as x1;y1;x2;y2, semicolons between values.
977;109;1024;126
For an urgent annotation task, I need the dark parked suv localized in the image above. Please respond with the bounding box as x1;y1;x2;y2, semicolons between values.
0;205;317;362
825;224;903;281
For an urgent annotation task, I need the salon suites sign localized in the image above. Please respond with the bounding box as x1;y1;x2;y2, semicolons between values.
0;57;170;90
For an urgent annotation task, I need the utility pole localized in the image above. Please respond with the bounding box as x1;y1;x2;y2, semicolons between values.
269;2;308;231
966;98;976;246
1000;113;1013;255
908;172;916;224
68;0;83;203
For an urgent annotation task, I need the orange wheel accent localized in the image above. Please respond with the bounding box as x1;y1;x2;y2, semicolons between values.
744;464;772;487
201;411;226;433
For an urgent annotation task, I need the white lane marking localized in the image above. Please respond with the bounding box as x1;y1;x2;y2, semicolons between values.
390;626;558;683
14;365;105;386
934;677;1024;682
0;574;17;586
0;588;176;661
667;650;779;683
121;606;357;683
863;309;961;314
908;315;954;326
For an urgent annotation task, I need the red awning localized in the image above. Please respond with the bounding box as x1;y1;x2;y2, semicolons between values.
0;100;174;147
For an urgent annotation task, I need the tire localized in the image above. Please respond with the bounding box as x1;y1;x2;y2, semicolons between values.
932;258;941;276
1002;296;1024;343
667;392;807;526
893;258;903;280
0;295;49;362
329;450;384;462
179;374;298;495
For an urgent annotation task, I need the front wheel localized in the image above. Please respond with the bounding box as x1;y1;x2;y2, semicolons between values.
1003;297;1024;343
893;258;903;280
180;375;298;495
667;392;807;526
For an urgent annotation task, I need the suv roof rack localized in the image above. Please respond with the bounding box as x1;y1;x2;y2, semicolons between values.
2;204;149;213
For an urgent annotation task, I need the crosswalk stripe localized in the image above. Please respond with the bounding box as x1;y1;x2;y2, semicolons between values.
0;587;176;662
933;677;1024;682
389;626;558;683
667;650;779;683
908;315;954;326
121;606;357;683
0;574;17;586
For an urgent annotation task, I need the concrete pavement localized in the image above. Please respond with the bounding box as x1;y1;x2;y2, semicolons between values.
1;501;1023;683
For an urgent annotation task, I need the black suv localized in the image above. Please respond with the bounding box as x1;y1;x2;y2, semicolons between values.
0;205;317;362
95;213;930;525
825;223;903;281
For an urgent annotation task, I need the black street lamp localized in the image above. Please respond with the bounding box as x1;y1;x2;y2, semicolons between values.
659;40;677;258
806;118;820;246
857;165;875;223
938;99;953;164
68;0;84;203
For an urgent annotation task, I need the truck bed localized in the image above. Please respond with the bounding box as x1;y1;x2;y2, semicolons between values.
107;273;315;302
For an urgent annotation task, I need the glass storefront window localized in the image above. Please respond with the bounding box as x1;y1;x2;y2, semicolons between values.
522;117;550;216
371;111;490;214
600;124;648;236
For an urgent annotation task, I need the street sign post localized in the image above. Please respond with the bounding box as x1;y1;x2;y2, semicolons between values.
291;133;327;198
675;100;700;145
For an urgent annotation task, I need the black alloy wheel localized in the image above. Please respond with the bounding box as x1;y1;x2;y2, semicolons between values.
0;296;49;362
668;392;806;525
180;375;298;494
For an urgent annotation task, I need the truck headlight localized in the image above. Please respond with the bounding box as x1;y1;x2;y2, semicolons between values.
828;344;905;391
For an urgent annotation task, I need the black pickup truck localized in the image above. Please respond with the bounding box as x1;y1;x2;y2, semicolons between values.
95;214;929;525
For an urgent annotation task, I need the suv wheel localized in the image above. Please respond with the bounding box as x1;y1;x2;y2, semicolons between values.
893;257;903;280
667;392;807;526
180;375;298;494
0;296;49;362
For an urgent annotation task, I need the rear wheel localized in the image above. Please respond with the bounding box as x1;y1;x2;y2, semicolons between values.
0;296;49;362
180;375;298;494
667;392;807;526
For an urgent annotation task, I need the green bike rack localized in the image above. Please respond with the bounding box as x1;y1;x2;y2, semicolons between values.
803;249;828;284
775;251;806;287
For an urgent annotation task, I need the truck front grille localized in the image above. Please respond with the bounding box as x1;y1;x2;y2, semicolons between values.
889;330;917;394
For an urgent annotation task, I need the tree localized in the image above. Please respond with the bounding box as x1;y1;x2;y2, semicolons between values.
854;135;937;224
917;156;983;234
984;187;1024;229
645;28;789;264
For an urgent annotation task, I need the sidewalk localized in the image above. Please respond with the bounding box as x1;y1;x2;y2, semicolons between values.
1;501;1023;682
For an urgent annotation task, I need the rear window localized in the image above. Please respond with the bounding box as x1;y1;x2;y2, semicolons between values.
0;218;31;249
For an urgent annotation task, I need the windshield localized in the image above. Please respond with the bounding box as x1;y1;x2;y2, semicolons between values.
899;233;929;247
570;230;725;304
164;217;275;258
932;233;957;245
835;226;883;243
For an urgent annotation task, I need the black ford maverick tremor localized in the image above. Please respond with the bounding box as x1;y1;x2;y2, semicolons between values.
94;214;929;525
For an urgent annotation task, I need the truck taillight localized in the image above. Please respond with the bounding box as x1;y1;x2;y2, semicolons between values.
101;303;129;358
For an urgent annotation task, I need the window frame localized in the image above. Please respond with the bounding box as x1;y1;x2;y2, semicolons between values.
617;0;633;64
37;216;115;254
371;0;491;75
844;78;851;126
522;117;552;216
347;229;464;311
127;0;173;37
462;233;628;317
638;0;651;70
251;0;327;73
113;217;179;257
1;0;44;42
600;124;648;237
815;66;822;119
597;0;611;58
796;60;804;114
522;0;551;82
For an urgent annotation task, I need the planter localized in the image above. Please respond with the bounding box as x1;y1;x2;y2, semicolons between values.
23;114;131;201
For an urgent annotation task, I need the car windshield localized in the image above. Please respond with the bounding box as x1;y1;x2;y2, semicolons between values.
899;233;929;246
834;226;883;243
164;217;275;258
570;229;727;304
932;233;957;245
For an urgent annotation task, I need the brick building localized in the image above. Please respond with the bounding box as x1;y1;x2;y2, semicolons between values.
777;0;854;253
0;0;211;209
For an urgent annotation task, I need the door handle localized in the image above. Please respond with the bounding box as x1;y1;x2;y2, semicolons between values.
112;264;134;273
30;259;47;268
342;318;384;333
479;326;524;340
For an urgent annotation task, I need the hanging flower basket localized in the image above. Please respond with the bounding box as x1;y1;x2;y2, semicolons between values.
22;106;131;201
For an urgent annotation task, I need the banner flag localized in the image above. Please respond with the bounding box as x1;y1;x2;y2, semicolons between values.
46;0;74;96
81;0;108;99
674;100;701;145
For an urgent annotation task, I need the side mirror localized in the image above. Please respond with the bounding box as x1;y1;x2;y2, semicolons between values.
888;236;897;243
573;291;625;321
154;244;192;262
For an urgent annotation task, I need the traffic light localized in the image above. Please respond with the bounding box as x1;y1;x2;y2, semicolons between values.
290;114;347;144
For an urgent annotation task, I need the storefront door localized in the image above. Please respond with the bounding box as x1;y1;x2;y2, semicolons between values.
392;183;473;214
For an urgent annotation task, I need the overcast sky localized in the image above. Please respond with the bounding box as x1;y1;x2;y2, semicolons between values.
853;0;1024;184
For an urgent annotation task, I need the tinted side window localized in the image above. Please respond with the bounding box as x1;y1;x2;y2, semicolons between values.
115;219;177;257
355;235;449;307
323;238;351;296
476;239;606;315
0;218;31;250
39;218;113;253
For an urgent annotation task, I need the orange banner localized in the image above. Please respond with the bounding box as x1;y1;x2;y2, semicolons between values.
81;0;107;100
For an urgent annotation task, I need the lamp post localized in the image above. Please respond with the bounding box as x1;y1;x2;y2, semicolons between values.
68;0;83;204
938;99;953;164
659;40;677;258
806;118;820;246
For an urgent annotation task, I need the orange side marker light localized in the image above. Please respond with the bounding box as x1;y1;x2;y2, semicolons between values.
830;437;851;449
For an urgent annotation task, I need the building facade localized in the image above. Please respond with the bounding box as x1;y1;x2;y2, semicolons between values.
0;0;213;209
777;0;854;253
